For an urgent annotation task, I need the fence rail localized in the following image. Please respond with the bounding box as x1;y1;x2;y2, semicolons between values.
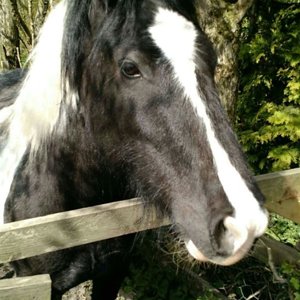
256;168;300;223
1;168;299;265
0;168;300;299
0;199;169;264
0;275;51;300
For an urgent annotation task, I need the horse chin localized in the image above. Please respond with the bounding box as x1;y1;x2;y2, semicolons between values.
185;239;253;266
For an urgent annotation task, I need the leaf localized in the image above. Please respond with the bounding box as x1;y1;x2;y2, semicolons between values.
236;1;300;174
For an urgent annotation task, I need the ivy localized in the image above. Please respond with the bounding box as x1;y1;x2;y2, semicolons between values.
236;1;300;173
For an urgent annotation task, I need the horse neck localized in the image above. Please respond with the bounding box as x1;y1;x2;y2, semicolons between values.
26;126;130;211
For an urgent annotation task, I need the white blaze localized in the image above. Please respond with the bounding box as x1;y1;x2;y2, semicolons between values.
149;8;268;261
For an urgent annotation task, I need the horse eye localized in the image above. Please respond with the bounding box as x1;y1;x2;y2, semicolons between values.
121;61;142;79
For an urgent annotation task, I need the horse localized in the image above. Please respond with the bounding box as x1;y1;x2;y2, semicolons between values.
0;0;268;299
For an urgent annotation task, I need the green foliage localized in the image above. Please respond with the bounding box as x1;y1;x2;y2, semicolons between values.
236;1;300;173
281;263;300;299
267;214;300;246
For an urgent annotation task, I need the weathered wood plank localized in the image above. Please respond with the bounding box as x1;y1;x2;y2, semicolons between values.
0;168;299;264
0;274;51;300
0;199;170;264
256;168;300;224
253;235;300;267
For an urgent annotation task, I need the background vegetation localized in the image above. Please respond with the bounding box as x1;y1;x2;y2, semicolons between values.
236;0;300;174
0;0;56;69
0;0;299;299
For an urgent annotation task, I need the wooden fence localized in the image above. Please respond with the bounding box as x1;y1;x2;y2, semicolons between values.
0;168;300;299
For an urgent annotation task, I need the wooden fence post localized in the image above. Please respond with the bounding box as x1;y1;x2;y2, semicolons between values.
0;274;51;300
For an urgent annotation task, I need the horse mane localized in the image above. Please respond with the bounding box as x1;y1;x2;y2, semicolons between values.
0;1;75;216
4;1;78;153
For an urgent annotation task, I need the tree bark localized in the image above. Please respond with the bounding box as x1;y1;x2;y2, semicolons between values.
196;0;255;120
0;0;54;70
10;0;32;45
0;0;21;69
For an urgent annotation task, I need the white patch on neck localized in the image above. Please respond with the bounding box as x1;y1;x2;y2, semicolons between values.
0;0;73;224
0;105;14;124
149;8;268;255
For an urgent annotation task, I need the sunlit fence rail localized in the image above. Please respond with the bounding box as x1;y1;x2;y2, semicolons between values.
1;168;300;299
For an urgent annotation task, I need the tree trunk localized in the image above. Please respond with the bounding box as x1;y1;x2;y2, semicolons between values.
0;0;20;69
196;0;255;120
0;0;53;70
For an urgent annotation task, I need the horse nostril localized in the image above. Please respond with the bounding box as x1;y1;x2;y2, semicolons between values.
223;216;248;253
212;215;248;257
213;219;227;248
211;218;233;257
